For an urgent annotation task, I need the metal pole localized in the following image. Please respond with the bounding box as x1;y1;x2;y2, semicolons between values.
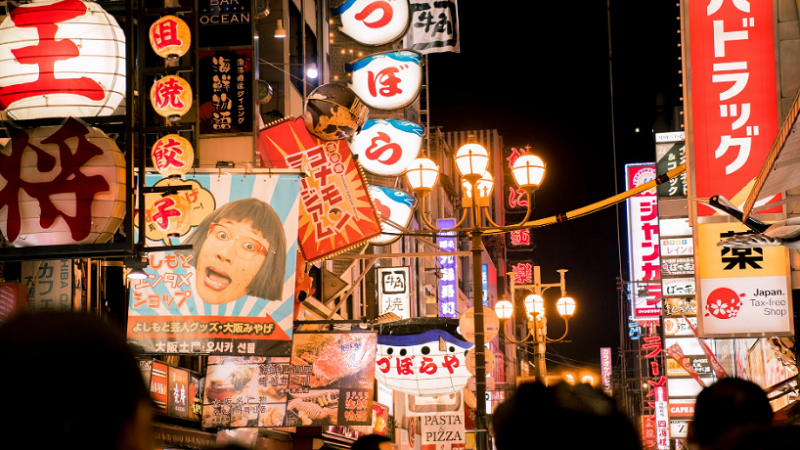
472;231;487;450
533;266;547;384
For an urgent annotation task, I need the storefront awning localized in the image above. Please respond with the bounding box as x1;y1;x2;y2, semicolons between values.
742;89;800;217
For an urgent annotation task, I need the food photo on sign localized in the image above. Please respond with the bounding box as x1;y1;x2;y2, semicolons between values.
127;172;301;356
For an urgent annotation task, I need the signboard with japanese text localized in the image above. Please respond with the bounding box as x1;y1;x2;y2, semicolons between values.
696;222;793;337
506;228;532;249
201;331;377;428
346;50;422;110
687;0;780;215
655;386;670;450
625;164;661;320
375;320;472;397
600;347;612;394
199;49;253;135
660;238;693;258
378;266;412;320
198;0;253;48
402;0;460;54
655;139;687;198
21;260;73;312
666;355;712;377
127;173;300;356
503;147;530;212
509;261;533;285
663;317;697;337
661;257;694;276
332;0;411;46
437;219;457;318
662;278;695;298
664;298;697;317
350;120;424;176
259;118;382;262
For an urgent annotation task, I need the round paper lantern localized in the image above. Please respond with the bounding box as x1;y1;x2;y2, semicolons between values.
346;50;422;110
151;134;194;178
376;318;473;397
0;0;127;120
150;75;193;121
0;118;126;247
350;119;423;176
149;15;191;61
332;0;411;46
147;192;192;238
303;83;369;140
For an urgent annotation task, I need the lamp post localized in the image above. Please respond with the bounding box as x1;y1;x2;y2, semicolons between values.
405;141;545;450
495;266;576;384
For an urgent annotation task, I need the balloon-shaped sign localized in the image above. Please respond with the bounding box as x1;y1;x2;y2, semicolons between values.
376;318;473;397
351;119;423;176
303;83;370;140
368;185;416;246
346;50;422;110
332;0;411;46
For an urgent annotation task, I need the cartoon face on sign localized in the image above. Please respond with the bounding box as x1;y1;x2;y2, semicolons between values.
368;185;416;246
346;50;422;110
351;119;423;176
376;325;472;396
332;0;411;46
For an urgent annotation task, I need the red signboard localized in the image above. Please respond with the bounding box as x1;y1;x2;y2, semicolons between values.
688;0;779;215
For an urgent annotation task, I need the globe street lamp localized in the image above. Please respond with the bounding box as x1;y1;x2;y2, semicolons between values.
404;140;545;450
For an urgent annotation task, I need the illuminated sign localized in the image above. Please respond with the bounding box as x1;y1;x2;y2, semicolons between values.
151;134;194;179
625;164;661;321
481;264;489;306
346;50;422;110
437;218;457;318
332;0;411;46
149;15;191;61
351;119;424;176
150;75;193;121
369;185;417;246
377;266;411;319
600;347;612;393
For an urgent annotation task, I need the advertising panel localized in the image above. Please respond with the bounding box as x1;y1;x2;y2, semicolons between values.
625;164;661;321
687;0;780;215
655;386;670;450
403;0;460;55
437;219;457;318
661;257;694;276
202;331;377;428
260;118;382;262
350;120;424;176
662;278;695;298
655;137;687;198
20;260;72;312
199;49;253;134
600;347;612;394
127;173;300;356
668;400;695;419
377;266;412;319
420;409;465;448
697;222;793;337
197;0;253;48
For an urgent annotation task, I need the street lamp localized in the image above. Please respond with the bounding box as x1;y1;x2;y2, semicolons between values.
404;140;545;450
498;266;575;383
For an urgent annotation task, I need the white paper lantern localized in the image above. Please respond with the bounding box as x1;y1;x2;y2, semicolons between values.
0;0;126;120
351;119;423;176
332;0;411;46
0;118;126;247
346;50;422;110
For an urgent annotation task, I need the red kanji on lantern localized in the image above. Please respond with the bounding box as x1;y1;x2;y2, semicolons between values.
150;17;181;51
152;137;186;171
355;1;393;28
152;197;181;230
376;357;391;374
153;77;187;110
396;357;414;375
368;67;403;97
419;357;437;375
0;0;104;111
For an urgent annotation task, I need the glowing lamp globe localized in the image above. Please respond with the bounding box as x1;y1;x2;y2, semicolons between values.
149;15;191;61
494;300;514;320
512;154;546;190
150;75;192;122
462;171;494;198
151;134;194;178
455;143;489;178
524;294;545;316
405;158;439;193
557;297;576;317
0;119;126;246
0;0;126;120
147;193;192;238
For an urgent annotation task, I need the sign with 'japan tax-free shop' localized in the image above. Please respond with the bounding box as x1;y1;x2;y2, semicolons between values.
696;222;793;337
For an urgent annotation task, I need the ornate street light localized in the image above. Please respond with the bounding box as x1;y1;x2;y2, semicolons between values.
404;139;546;450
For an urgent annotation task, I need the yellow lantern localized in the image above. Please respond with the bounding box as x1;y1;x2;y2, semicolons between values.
150;75;192;121
151;134;194;178
147;192;192;238
149;15;191;61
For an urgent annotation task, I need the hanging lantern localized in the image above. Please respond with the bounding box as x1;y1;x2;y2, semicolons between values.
350;119;423;176
0;118;126;247
149;15;191;61
146;192;192;238
346;50;422;110
150;75;192;121
0;0;127;121
331;0;411;46
375;318;473;397
151;134;194;178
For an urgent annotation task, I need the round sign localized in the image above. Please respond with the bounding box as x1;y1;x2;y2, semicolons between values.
467;376;496;392
149;15;191;61
346;50;422;110
459;307;500;344
350;119;423;176
257;80;273;104
332;0;411;46
465;347;495;376
151;134;194;178
150;75;192;121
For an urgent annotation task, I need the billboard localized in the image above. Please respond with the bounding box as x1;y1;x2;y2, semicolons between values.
625;164;661;320
127;173;300;356
377;266;412;319
437;219;458;318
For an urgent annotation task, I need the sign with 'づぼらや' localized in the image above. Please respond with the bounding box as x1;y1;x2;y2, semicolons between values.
421;411;465;445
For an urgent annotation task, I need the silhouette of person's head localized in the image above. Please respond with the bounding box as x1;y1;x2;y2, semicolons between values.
352;433;393;450
492;382;640;450
0;312;153;450
712;423;800;450
688;378;773;450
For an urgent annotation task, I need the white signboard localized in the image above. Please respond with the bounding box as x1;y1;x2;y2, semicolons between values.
421;411;466;445
351;119;423;176
625;164;661;321
662;277;695;297
346;50;422;110
377;266;411;319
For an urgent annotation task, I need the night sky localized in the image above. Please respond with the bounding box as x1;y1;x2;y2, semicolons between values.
427;1;682;371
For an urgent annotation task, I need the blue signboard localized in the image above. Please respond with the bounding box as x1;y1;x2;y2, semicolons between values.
437;218;457;318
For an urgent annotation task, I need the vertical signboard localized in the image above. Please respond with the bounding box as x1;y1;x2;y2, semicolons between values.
687;0;780;215
20;260;72;312
625;164;661;320
655;386;670;450
600;347;612;394
437;219;457;318
655;133;687;198
377;266;412;319
403;0;461;54
696;222;793;336
199;49;253;134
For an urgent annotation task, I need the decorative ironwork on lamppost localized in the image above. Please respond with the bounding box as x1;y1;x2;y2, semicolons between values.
495;266;577;383
404;141;545;450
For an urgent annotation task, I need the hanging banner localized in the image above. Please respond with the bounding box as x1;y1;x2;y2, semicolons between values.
259;118;382;262
377;266;412;319
625;164;661;320
201;331;377;428
127;173;300;356
402;0;460;54
686;0;780;215
696;222;793;337
199;49;253;134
